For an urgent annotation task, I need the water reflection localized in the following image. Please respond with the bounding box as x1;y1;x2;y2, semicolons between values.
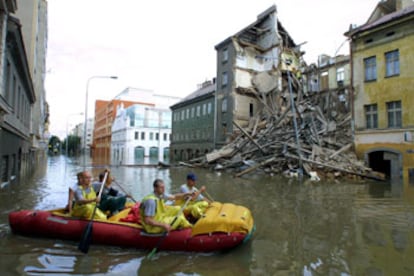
1;155;414;275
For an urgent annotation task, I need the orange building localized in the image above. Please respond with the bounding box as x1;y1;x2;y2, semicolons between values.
92;99;153;162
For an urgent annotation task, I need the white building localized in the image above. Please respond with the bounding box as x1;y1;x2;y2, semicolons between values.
111;103;172;165
75;118;94;152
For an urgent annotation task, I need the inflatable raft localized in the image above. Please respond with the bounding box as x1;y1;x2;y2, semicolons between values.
8;202;255;252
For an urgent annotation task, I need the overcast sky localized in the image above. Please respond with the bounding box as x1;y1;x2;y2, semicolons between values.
45;0;379;139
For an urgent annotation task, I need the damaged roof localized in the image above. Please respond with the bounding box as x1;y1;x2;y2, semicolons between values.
215;4;296;50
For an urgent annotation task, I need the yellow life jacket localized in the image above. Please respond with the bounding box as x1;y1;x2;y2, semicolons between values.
72;185;106;220
175;185;208;219
140;194;192;233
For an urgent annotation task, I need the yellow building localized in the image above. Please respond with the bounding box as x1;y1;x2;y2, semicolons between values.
346;0;414;184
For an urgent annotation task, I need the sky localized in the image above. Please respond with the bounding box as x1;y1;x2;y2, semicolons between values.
45;0;379;139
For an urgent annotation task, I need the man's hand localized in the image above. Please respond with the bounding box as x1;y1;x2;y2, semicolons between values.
163;223;172;232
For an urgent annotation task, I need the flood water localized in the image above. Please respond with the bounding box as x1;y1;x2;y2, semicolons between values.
1;155;414;275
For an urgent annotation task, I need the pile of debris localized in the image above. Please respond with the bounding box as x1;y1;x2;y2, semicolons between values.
181;71;384;181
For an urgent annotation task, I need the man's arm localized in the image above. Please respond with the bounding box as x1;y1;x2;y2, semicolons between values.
142;199;171;232
74;188;99;205
143;216;171;232
66;188;75;213
191;186;211;203
167;191;192;201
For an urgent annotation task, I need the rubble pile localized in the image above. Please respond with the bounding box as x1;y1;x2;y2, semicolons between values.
182;71;384;181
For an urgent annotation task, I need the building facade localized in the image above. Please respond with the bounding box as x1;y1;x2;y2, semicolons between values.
305;54;352;118
0;1;37;184
92;99;139;162
14;0;49;163
214;5;300;147
346;0;414;183
93;87;180;163
170;79;216;162
111;103;171;165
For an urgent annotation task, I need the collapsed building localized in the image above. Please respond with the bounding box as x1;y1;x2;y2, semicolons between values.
178;5;383;181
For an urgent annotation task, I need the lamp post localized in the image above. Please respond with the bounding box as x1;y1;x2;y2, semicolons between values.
83;75;118;168
66;112;83;157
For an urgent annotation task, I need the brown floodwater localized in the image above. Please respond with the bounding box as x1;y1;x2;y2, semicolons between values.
1;155;414;275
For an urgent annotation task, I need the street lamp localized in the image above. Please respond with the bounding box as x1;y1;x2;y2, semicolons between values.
66;112;83;157
83;75;118;167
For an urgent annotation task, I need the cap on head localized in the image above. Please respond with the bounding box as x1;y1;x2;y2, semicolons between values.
187;172;197;181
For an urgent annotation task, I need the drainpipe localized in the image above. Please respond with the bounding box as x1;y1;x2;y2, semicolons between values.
213;78;217;149
349;37;355;141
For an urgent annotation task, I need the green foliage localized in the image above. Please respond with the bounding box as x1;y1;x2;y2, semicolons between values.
64;135;82;156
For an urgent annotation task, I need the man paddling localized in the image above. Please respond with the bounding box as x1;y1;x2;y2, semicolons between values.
72;171;107;220
177;172;211;220
140;179;192;233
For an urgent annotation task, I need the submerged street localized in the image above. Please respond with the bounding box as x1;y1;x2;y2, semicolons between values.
1;155;414;275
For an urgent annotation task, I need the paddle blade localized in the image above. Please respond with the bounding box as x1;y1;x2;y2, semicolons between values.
78;222;93;253
147;248;157;259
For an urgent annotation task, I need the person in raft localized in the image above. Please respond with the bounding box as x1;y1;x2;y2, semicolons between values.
140;179;192;233
65;172;83;214
71;170;107;220
177;172;211;219
92;170;131;216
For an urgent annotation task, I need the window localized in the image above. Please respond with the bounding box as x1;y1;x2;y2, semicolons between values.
150;132;154;140
385;50;399;77
202;104;206;116
336;67;345;82
387;101;402;128
222;98;227;113
141;132;145;140
222;48;228;63
364;104;378;129
191;107;195;118
155;133;159;141
196;106;200;117
364;56;376;81
3;61;10;98
181;110;184;120
222;72;228;87
409;168;414;185
163;133;167;141
320;71;328;90
207;102;212;114
135;131;139;140
1;155;8;182
186;108;190;119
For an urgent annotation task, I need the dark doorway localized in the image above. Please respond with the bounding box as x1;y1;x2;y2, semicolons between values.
368;151;390;178
368;150;401;181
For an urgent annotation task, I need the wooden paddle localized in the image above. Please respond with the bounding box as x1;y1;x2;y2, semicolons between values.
203;191;215;202
113;180;137;203
147;196;192;259
78;171;108;253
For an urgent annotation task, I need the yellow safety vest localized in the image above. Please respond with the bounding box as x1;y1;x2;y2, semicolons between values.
72;185;106;220
140;193;191;233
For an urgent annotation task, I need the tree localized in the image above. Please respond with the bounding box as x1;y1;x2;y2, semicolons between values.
64;135;82;156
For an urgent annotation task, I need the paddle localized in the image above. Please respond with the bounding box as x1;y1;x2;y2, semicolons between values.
147;196;192;259
113;180;137;203
78;171;108;254
203;190;214;202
